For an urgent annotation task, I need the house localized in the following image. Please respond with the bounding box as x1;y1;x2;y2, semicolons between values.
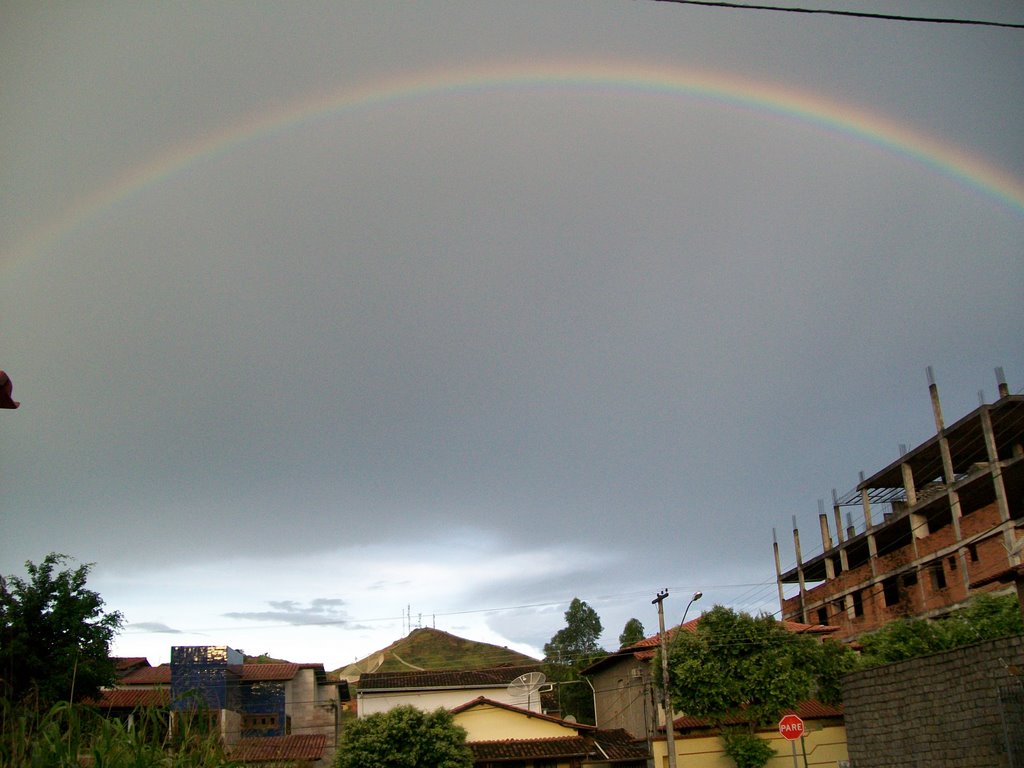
355;664;547;717
775;371;1024;640
451;697;648;768
354;661;647;767
660;700;848;768
93;646;343;765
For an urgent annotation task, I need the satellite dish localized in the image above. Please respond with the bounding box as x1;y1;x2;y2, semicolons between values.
507;672;546;710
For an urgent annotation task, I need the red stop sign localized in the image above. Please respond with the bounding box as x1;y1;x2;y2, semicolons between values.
779;713;804;741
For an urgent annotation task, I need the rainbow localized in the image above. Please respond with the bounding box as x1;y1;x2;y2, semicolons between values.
6;60;1024;268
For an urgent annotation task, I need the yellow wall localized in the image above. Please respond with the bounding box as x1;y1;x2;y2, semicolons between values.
453;704;579;742
652;723;848;768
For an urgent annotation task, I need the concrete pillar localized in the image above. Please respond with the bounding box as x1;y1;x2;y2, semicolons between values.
833;490;849;573
793;517;808;624
819;501;835;580
773;528;786;615
929;368;970;592
860;473;878;578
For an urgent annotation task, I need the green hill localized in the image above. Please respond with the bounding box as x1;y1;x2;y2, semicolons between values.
332;627;539;680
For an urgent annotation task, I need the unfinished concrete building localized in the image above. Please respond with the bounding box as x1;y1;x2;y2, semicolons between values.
776;369;1024;641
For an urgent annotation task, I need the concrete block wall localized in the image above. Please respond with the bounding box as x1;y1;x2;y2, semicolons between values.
843;634;1024;767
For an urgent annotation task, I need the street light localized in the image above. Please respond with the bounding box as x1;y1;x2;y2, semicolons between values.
653;589;677;768
682;591;703;625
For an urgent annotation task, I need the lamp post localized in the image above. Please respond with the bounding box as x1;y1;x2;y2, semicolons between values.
682;591;703;625
653;589;677;768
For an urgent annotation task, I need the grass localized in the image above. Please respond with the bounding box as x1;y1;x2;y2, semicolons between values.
0;699;241;768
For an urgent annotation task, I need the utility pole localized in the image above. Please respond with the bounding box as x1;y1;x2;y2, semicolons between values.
653;589;677;768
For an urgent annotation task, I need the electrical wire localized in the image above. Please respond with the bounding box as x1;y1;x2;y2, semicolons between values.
644;0;1024;29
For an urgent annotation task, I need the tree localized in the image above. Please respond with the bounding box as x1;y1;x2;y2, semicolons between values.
543;597;605;725
543;598;603;664
666;605;854;726
859;592;1024;667
334;705;473;768
0;553;123;707
665;606;855;768
619;617;645;648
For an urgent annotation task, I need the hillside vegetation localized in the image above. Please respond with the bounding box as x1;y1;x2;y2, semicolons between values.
332;627;539;679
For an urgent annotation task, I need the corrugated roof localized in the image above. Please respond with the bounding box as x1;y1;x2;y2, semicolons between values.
230;734;327;762
358;664;542;691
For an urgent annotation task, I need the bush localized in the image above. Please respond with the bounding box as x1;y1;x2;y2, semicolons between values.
721;729;776;768
335;705;472;768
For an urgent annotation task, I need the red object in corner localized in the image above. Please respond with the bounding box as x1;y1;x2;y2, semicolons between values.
0;370;19;409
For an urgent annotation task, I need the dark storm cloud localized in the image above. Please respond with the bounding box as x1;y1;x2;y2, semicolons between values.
2;1;1023;664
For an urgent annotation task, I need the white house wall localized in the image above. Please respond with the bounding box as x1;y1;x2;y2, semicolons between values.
358;686;541;717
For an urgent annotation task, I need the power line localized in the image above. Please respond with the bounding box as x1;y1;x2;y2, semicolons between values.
645;0;1024;29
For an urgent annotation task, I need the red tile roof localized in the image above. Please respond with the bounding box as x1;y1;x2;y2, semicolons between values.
593;729;651;761
119;664;171;685
236;663;300;681
113;657;150;674
358;664;543;691
672;700;844;730
591;616;836;667
451;696;595;729
116;662;303;686
230;734;327;762
470;736;589;761
88;688;170;709
470;732;649;762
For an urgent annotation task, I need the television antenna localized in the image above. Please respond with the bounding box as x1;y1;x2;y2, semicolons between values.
507;671;546;711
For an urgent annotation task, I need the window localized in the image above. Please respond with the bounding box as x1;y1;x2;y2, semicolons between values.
968;544;979;562
241;713;278;733
817;607;828;625
902;571;918;588
948;555;958;571
929;562;947;590
852;590;864;618
883;577;901;607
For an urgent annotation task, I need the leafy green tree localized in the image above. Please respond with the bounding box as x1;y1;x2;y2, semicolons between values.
0;554;123;707
947;592;1024;641
334;705;472;768
859;592;1024;667
543;597;605;724
666;605;853;726
543;598;603;663
856;615;945;666
618;617;645;648
665;606;855;768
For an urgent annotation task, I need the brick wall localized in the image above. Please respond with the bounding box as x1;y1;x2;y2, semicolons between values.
842;634;1024;767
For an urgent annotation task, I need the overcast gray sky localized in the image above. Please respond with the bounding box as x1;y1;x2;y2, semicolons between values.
2;1;1022;669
